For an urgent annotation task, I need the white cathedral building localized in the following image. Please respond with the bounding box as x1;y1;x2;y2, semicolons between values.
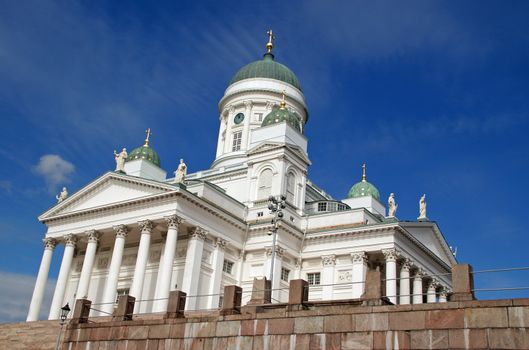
27;33;456;322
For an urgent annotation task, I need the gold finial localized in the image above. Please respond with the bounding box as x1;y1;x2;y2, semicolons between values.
144;128;151;147
361;163;367;182
279;90;286;109
266;29;275;53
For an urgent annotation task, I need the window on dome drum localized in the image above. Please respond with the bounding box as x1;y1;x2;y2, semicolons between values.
257;212;264;217
307;272;321;286
281;267;290;282
232;131;242;151
317;202;327;212
257;169;273;199
338;203;347;211
115;288;129;303
223;259;234;274
286;173;295;203
255;112;263;122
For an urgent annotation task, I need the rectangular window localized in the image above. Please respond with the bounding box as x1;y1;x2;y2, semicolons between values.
115;288;129;303
255;112;263;121
223;259;234;274
317;202;327;212
232;131;242;151
281;267;290;282
307;272;321;286
257;212;264;217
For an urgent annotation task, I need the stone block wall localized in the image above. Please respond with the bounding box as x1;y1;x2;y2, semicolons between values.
54;298;529;350
0;320;61;350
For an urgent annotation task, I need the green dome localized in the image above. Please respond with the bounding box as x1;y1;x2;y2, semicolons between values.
229;53;302;91
261;105;302;132
347;180;380;200
127;145;161;167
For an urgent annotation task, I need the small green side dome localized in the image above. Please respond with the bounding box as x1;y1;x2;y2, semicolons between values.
127;145;161;167
347;180;380;200
261;105;302;132
229;53;302;91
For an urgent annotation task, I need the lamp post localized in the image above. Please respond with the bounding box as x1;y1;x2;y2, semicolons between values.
54;303;70;350
267;195;286;293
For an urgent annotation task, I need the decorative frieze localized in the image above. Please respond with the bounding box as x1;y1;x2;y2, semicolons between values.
122;254;137;266
338;270;352;282
201;250;212;263
97;257;109;269
266;246;285;258
149;250;161;263
322;254;336;266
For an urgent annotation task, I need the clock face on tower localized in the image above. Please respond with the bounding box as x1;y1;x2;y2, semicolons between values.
233;112;245;124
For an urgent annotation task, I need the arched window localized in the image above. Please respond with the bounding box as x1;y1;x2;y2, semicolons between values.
257;169;273;199
286;172;295;203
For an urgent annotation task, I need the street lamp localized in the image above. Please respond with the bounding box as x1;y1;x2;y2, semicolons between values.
55;303;70;350
267;194;286;294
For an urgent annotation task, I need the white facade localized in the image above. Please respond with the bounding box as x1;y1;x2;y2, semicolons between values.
27;43;457;322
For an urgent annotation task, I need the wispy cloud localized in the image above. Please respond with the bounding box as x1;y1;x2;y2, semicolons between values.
0;180;12;194
0;271;55;323
33;154;75;193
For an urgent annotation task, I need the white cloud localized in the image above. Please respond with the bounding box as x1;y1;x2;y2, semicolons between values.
33;154;75;192
0;271;56;323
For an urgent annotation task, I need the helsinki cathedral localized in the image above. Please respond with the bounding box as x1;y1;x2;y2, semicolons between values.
27;32;456;321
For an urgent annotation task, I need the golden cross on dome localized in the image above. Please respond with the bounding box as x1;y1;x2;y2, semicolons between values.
266;29;275;53
362;163;367;182
144;128;152;147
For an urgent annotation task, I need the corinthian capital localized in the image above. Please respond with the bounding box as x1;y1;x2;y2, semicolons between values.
43;237;56;250
382;248;399;262
322;254;336;266
165;215;183;230
244;100;253;109
113;225;128;238
214;237;228;250
64;234;77;247
85;230;100;243
190;227;207;241
351;251;367;264
138;220;153;234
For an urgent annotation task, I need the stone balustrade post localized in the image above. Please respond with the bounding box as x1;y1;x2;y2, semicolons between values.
450;263;475;301
220;285;242;315
113;295;135;321
71;298;92;325
165;290;186;319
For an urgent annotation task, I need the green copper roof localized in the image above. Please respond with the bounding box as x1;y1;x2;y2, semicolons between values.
229;53;302;91
126;145;161;167
261;105;302;132
347;180;380;200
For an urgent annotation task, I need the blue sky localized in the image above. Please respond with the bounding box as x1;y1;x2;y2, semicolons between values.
1;1;529;322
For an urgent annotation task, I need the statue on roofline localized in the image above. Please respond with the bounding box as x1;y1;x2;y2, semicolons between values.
418;194;427;220
114;148;127;173
173;159;187;184
388;193;397;217
56;187;68;203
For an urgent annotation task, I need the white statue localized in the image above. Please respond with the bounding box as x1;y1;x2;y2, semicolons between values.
388;193;398;217
173;158;187;184
56;187;68;203
114;148;127;172
418;194;427;220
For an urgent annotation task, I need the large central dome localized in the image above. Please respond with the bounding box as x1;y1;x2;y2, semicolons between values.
229;52;302;91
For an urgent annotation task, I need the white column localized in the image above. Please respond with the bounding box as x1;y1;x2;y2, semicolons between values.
351;251;368;298
153;215;182;312
427;279;438;303
399;260;411;305
182;227;207;310
27;238;56;321
48;234;77;319
265;246;283;302
130;220;153;311
76;230;100;299
207;238;227;309
382;249;398;304
412;269;424;304
100;225;128;315
321;255;336;300
439;289;448;303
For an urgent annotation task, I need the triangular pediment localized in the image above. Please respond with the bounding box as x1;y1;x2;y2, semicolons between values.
40;172;176;220
400;222;457;266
